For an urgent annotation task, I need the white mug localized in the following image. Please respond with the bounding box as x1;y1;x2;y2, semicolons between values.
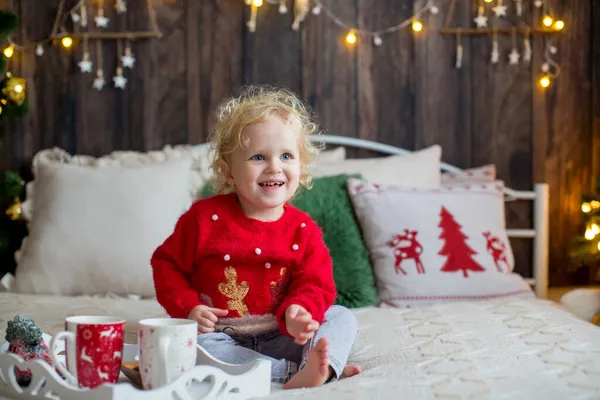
138;318;198;390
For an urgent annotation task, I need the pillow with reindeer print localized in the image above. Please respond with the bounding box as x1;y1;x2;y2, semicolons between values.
346;177;534;308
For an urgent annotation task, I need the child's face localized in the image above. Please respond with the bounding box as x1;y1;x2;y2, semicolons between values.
225;114;301;219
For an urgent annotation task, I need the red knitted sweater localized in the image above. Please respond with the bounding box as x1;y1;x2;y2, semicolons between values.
150;193;337;337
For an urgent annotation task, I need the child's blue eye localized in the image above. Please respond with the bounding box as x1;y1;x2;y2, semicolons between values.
250;154;264;161
281;153;292;161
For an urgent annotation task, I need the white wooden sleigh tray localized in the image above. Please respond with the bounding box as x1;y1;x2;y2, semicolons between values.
0;336;271;400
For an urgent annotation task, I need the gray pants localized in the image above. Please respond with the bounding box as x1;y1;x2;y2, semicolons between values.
196;305;358;384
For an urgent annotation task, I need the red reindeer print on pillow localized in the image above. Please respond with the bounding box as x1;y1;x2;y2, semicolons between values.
483;231;509;273
386;229;425;275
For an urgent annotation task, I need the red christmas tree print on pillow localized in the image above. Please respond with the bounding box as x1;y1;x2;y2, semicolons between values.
438;206;485;277
483;232;509;272
386;229;425;275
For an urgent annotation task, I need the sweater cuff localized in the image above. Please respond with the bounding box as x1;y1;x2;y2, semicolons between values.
178;297;204;320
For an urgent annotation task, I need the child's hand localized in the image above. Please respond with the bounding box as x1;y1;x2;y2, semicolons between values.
285;304;320;345
188;305;229;334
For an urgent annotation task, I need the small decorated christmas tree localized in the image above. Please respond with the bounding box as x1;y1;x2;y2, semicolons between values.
438;206;486;278
0;10;28;120
569;176;600;281
5;315;53;385
0;9;29;279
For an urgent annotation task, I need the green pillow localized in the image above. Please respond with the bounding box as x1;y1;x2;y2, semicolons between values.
199;174;377;308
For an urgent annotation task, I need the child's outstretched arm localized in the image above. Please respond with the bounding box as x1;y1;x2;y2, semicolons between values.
275;222;337;340
151;205;205;319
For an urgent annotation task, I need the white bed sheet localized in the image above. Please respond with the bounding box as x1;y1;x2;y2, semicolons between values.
1;293;599;399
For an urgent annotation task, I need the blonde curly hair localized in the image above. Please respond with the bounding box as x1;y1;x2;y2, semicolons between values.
207;85;323;194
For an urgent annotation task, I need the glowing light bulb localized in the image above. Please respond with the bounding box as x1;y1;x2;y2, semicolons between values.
13;84;22;93
61;37;73;48
597;241;600;251
540;75;551;88
582;203;592;213
543;15;553;27
3;45;14;58
345;30;357;44
554;20;564;30
592;224;600;235
484;0;492;3
591;200;600;209
412;20;423;32
585;229;595;240
252;0;263;7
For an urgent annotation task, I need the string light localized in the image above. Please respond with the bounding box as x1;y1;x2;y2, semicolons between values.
592;224;600;236
412;20;423;32
585;228;595;240
542;15;553;27
61;36;73;48
3;45;14;58
553;20;564;30
240;0;437;43
345;30;357;44
583;203;592;213
0;0;161;60
597;241;600;251
539;75;551;88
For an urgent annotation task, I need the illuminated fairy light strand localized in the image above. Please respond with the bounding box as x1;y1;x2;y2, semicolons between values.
312;0;438;38
242;0;438;44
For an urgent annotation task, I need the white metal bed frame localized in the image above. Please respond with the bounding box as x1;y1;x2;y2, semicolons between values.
194;134;550;298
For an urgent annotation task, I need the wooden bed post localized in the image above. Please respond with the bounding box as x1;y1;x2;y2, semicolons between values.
533;183;550;299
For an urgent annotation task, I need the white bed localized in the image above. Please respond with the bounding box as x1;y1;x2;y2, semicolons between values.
1;136;599;400
1;293;600;399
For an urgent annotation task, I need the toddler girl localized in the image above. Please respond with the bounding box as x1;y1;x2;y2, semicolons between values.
151;85;360;389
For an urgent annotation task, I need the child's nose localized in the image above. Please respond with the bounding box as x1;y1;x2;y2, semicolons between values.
266;158;282;173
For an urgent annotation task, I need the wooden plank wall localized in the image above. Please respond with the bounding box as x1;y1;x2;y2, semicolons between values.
0;0;598;286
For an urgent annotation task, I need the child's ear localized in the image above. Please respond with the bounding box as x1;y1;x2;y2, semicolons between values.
223;160;235;187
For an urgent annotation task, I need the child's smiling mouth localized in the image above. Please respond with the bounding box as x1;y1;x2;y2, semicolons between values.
259;180;285;188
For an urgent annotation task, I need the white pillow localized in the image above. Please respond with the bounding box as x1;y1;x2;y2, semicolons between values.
347;177;534;308
13;147;195;297
310;145;441;189
314;146;346;163
441;164;496;185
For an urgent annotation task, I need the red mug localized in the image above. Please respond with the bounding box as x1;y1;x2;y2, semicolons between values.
49;316;125;389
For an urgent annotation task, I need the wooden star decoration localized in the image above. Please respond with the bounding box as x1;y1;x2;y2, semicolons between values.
92;75;105;90
116;0;127;14
508;49;520;65
121;54;136;68
113;74;127;89
492;4;508;17
95;15;109;27
474;14;488;28
78;58;93;73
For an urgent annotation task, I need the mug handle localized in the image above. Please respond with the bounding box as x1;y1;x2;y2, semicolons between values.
50;331;77;386
158;337;172;385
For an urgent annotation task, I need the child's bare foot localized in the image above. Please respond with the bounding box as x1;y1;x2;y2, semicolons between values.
341;364;361;378
283;338;331;389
